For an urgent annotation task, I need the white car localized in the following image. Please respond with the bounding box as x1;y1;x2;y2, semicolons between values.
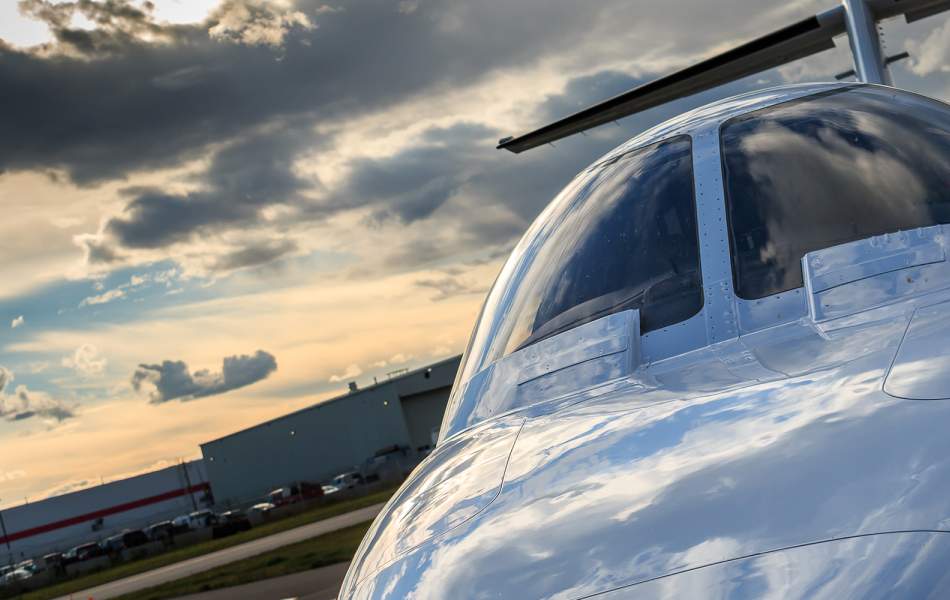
330;471;363;490
249;501;276;516
2;567;33;584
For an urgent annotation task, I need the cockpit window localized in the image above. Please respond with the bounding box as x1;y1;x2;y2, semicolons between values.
722;86;950;300
456;135;702;385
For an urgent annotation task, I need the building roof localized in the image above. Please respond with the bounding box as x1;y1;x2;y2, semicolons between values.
200;354;462;447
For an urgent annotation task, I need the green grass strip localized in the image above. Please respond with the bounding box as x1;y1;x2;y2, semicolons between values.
114;521;371;600
9;487;395;600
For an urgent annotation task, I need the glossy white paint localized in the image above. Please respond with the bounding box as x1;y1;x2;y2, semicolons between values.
339;84;950;598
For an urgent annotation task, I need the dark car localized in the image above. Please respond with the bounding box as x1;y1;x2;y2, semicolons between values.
100;529;148;555
74;542;105;562
121;529;148;548
60;547;79;567
41;552;64;575
100;533;125;555
212;510;252;538
145;520;175;542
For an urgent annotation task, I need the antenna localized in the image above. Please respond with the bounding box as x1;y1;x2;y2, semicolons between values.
498;0;950;153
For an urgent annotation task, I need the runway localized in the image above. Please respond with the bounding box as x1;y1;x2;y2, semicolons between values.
56;503;384;600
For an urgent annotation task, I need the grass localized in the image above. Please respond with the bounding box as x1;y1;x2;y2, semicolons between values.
113;521;371;600
9;486;396;600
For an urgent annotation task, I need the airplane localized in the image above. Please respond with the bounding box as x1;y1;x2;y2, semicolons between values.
339;0;950;597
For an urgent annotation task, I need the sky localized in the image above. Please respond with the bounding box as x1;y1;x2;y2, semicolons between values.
0;0;948;507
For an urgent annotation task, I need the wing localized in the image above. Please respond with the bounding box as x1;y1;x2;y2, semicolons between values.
498;0;950;154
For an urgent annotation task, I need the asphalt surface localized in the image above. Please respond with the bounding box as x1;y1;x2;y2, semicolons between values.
177;561;351;600
57;503;384;600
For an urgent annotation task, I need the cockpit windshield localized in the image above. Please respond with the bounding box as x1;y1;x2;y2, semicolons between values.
455;135;703;387
722;86;950;299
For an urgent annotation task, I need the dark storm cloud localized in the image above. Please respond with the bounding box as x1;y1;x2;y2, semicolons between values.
1;0;605;185
105;125;313;248
533;70;645;126
131;350;277;404
2;0;859;273
19;0;186;59
212;239;299;271
324;123;499;224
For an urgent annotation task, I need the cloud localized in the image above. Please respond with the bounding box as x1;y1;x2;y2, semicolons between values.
329;363;362;383
0;366;76;422
102;126;314;251
18;0;186;59
414;275;486;301
0;469;26;484
323;123;500;225
62;344;108;377
0;0;876;285
906;18;950;76
1;0;602;185
79;287;126;307
131;350;278;403
0;367;11;392
212;239;299;271
11;315;24;328
208;0;318;48
371;353;414;369
77;235;123;265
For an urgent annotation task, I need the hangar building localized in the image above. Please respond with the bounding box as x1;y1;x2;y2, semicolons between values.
0;460;209;561
200;355;461;505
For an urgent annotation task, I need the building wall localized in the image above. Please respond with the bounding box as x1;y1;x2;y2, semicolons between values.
0;460;208;561
399;386;452;451
201;355;460;506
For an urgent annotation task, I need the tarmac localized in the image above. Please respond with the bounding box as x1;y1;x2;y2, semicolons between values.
177;561;351;600
56;503;384;600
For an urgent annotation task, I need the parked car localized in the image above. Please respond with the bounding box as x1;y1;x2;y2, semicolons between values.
172;509;218;532
121;529;148;548
60;546;79;566
74;541;105;562
145;520;175;542
249;502;276;517
329;471;364;490
41;552;64;575
362;445;417;482
213;510;252;538
15;559;36;572
170;514;192;534
100;533;125;555
188;509;218;529
267;481;325;506
102;529;149;554
1;567;32;585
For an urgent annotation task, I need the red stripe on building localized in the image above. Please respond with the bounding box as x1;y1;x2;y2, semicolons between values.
0;482;211;544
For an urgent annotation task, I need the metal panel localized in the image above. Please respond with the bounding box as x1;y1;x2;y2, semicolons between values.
803;225;950;322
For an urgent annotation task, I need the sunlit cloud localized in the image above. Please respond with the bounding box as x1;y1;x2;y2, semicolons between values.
61;344;108;377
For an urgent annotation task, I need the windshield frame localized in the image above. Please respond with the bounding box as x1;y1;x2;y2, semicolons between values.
453;134;703;388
